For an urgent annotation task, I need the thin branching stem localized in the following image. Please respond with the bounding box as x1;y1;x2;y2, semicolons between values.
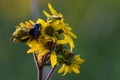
33;53;43;80
46;65;57;80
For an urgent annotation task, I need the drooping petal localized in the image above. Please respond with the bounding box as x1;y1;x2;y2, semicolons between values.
63;65;69;76
68;66;73;73
64;34;74;51
58;64;65;74
50;51;57;68
71;65;80;74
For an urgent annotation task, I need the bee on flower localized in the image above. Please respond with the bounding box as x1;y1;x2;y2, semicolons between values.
11;20;41;42
11;3;84;78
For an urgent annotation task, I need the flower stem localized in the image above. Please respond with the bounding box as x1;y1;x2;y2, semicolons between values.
33;53;43;80
46;65;56;80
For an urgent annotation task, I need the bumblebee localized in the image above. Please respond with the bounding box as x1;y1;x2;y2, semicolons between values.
29;24;41;38
11;23;41;43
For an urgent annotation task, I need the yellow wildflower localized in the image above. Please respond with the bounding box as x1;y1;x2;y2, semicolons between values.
11;20;34;42
58;55;84;75
11;3;84;77
43;3;77;51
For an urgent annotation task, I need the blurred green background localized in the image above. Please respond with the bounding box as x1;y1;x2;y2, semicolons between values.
0;0;120;80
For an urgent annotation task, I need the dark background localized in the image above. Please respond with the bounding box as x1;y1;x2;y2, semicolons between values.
0;0;120;80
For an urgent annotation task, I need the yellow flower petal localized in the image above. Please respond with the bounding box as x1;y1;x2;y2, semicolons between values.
64;34;74;51
69;32;77;38
68;66;73;73
36;19;47;28
71;65;80;74
38;49;49;61
19;22;25;27
74;55;85;64
52;20;62;30
27;40;36;47
37;19;46;25
50;51;57;68
64;26;72;32
29;20;35;25
48;3;58;16
43;10;50;17
21;36;29;40
63;65;69;76
25;21;32;28
56;40;68;45
27;48;37;53
58;64;65;74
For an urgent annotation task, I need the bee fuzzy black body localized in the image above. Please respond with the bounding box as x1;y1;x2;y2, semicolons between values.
29;24;41;38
